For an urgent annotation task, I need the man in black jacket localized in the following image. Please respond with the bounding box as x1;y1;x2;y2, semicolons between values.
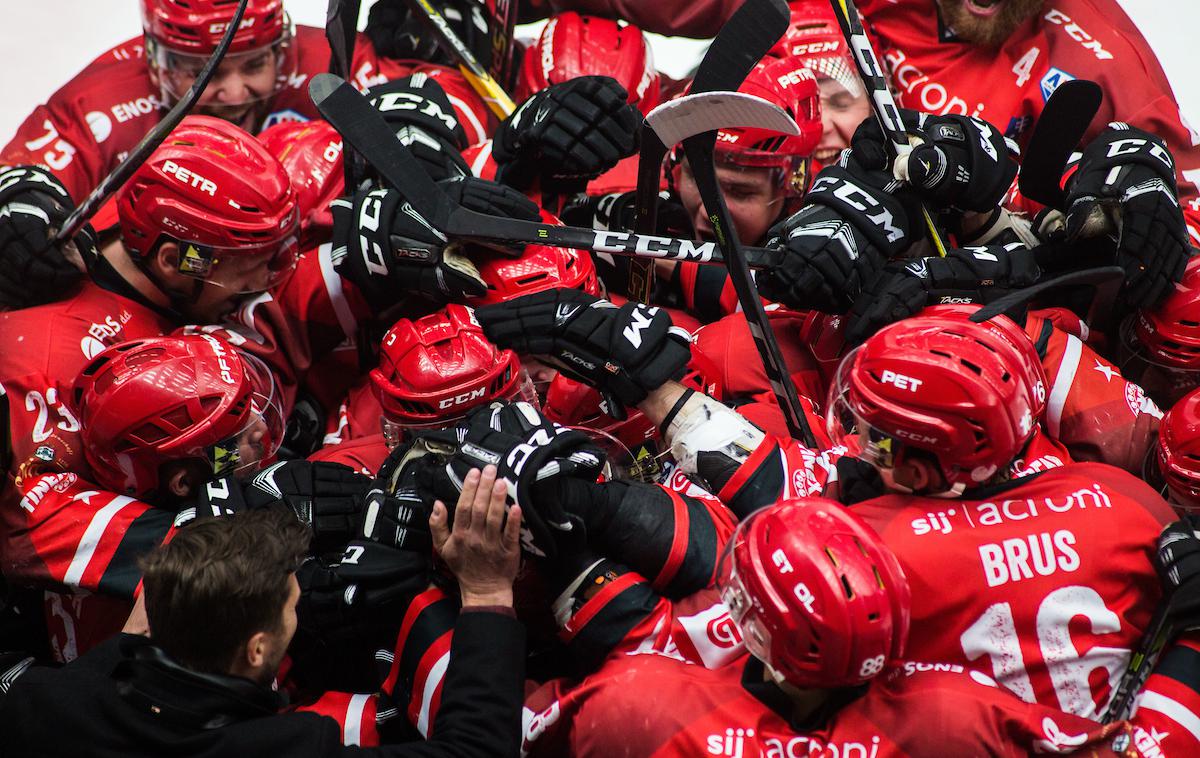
0;465;525;758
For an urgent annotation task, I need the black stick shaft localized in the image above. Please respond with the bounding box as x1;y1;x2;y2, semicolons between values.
54;0;250;245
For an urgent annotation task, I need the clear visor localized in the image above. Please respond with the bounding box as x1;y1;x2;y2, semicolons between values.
173;234;299;294
151;23;296;107
380;370;538;450
207;352;285;480
567;425;666;484
715;513;773;666
806;56;863;100
1117;317;1200;407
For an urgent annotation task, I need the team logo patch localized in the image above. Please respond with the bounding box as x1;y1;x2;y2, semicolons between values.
261;110;308;130
1040;68;1076;102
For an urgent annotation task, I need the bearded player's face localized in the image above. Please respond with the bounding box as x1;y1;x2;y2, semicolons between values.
934;0;1045;48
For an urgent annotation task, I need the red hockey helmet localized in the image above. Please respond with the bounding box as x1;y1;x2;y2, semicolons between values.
770;1;862;100
829;314;1047;488
516;12;661;116
371;305;532;445
118;115;299;294
916;304;1048;421
1121;257;1200;406
72;334;284;498
1157;388;1200;511
258;120;344;250
716;497;910;688
142;0;296;104
470;213;601;305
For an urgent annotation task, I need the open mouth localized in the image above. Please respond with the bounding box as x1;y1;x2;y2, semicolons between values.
963;0;1004;17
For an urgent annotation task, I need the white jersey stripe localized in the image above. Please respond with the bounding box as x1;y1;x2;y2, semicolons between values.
318;242;358;342
416;650;451;738
63;495;135;587
342;693;371;746
1046;334;1082;438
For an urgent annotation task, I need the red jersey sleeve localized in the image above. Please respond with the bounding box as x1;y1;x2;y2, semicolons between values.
2;472;173;599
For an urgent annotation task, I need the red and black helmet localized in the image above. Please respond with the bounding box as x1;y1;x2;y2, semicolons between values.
716;497;910;688
117;115;299;294
516;12;661;116
72;334;284;498
829;312;1047;488
542;375;659;481
371;305;530;445
258;119;344;250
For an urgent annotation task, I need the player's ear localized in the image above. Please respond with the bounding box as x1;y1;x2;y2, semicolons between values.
152;240;181;281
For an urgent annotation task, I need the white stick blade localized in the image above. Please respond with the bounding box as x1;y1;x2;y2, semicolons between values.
645;91;800;147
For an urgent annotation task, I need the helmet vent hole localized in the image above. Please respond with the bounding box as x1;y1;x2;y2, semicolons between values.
840;575;855;600
160;406;193;432
930;349;952;359
823;546;839;568
129;422;169;445
868;612;879;621
959;358;983;375
1181;320;1200;328
200;396;222;415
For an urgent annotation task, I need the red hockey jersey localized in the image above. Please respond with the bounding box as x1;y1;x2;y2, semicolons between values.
0;27;493;203
851;462;1176;719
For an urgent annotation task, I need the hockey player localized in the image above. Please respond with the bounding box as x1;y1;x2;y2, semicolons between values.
0;0;500;309
258;119;344;251
1152;386;1200;510
473;290;1182;718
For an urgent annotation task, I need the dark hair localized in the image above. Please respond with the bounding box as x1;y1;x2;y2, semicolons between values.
140;508;310;675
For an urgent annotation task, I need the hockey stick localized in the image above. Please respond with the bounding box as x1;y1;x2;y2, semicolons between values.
968;264;1124;325
655;0;819;447
1018;79;1103;209
488;0;517;94
309;73;784;269
53;0;250;247
404;0;516;119
628;0;789;304
1103;599;1174;723
826;0;949;258
326;0;364;193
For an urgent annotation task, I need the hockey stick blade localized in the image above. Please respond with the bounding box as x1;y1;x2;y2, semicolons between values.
1018;79;1103;209
646;92;799;149
54;0;250;246
309;74;783;269
630;0;786;301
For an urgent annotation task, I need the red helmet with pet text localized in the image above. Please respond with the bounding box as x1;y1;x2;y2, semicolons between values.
516;12;661;115
117;115;299;294
72;334;284;498
371;305;531;446
770;1;862;100
1158;387;1200;511
829;313;1047;488
716;497;910;688
259;119;344;249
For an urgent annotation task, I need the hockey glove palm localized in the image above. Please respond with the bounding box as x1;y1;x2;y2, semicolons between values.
493;76;641;193
1065;123;1190;309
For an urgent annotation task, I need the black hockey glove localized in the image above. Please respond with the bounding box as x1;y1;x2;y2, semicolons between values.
367;77;472;182
845;243;1041;343
852;109;1019;213
332;178;539;310
492;76;641;193
191;461;371;557
358;431;454;552
1065;123;1190;309
477;288;693;410
365;0;492;70
297;539;431;634
1155;516;1200;633
759;159;917;313
419;401;605;559
0;165;95;309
